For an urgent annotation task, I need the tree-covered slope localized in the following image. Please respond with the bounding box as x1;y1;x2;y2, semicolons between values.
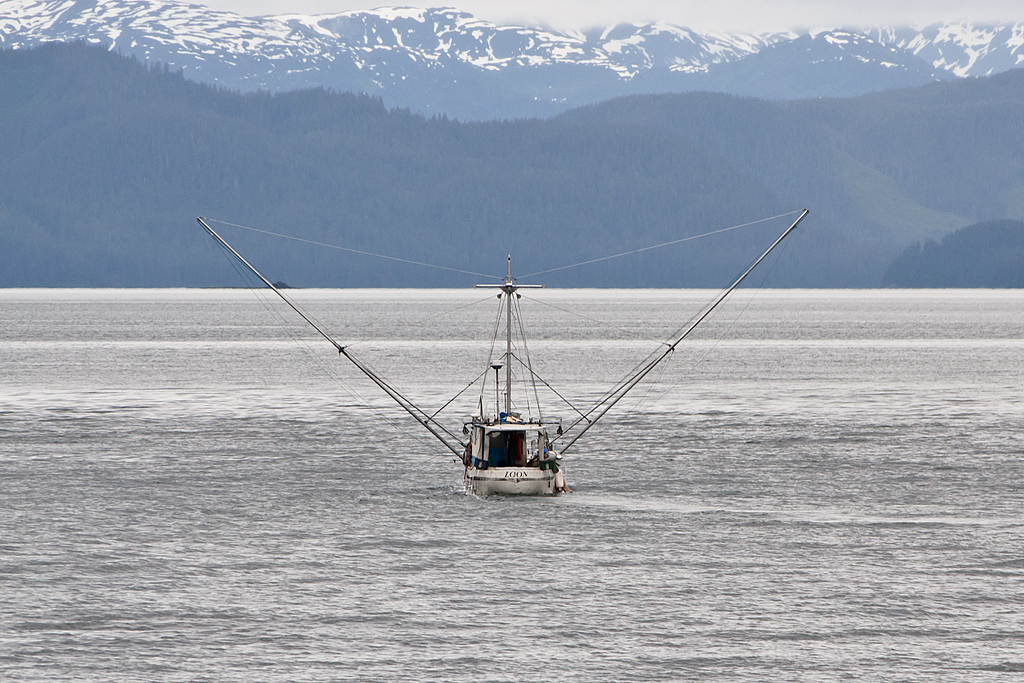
563;69;1024;249
0;43;799;288
883;220;1024;287
2;43;1023;288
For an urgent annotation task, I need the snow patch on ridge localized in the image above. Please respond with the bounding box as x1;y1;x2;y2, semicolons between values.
2;0;1023;99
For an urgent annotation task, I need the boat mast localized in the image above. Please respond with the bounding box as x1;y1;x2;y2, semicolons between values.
505;256;513;416
476;256;543;421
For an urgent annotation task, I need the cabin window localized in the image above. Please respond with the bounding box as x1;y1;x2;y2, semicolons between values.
485;430;529;467
486;431;507;467
508;432;526;467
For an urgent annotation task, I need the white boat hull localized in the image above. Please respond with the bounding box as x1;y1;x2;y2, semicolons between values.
466;466;559;496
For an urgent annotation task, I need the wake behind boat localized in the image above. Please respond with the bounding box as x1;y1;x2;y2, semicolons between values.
197;209;808;495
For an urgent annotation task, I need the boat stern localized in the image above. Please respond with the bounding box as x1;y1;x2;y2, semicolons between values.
466;465;560;496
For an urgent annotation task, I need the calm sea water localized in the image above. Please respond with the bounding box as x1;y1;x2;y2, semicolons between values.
2;288;1023;681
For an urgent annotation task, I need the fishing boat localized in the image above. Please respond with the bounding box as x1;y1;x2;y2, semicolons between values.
197;209;808;495
462;258;565;495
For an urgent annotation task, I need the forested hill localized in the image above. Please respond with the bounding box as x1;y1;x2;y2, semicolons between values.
0;43;787;288
2;43;1023;288
883;220;1024;287
561;72;1024;256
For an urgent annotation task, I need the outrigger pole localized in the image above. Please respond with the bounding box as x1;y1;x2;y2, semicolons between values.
558;208;810;455
197;217;465;457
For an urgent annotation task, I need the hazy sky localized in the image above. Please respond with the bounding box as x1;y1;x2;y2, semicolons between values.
200;1;1024;32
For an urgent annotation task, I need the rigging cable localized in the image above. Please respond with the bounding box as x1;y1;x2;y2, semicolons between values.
202;216;501;281
200;217;466;455
210;237;410;433
509;356;590;423
513;293;544;423
518;210;803;280
561;335;676;433
479;290;507;411
561;212;806;433
519;294;672;347
343;293;497;353
430;367;489;421
556;209;809;454
627;224;798;414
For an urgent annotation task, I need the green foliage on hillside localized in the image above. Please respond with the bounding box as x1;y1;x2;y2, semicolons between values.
883;220;1024;287
2;43;1023;287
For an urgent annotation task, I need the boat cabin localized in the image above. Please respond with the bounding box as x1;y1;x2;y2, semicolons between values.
469;421;551;470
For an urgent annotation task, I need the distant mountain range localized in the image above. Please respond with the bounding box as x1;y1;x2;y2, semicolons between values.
3;0;1024;119
3;43;1024;288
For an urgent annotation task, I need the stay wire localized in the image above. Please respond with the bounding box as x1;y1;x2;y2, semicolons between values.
420;294;503;324
344;293;497;352
622;227;798;413
514;294;544;422
580;253;759;425
430;367;489;421
560;262;753;435
203;216;501;281
546;257;775;434
518;210;801;280
480;293;506;408
620;353;674;419
210;229;473;454
343;348;467;444
562;338;674;433
506;295;532;419
509;355;589;422
519;294;671;347
211;240;417;436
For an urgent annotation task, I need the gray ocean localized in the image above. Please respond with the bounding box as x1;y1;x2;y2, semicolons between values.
2;288;1023;682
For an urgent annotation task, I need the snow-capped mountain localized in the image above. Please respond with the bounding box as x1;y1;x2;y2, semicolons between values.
2;0;1023;119
871;23;1024;78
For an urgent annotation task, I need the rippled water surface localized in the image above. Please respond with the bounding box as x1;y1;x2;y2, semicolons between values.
2;288;1023;681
